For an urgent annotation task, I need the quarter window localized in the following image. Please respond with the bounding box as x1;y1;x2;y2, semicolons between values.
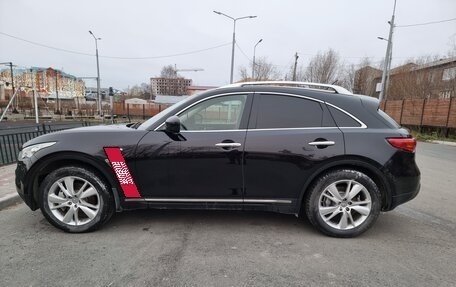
178;95;247;131
255;94;323;128
328;106;361;127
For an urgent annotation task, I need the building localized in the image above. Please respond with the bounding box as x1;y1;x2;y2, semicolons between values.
150;77;192;96
353;66;382;96
355;57;456;100
0;67;85;101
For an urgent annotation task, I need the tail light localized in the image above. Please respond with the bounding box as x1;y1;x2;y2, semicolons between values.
387;137;417;153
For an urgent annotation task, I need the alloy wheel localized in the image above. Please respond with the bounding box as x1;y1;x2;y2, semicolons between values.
318;180;372;230
47;176;101;226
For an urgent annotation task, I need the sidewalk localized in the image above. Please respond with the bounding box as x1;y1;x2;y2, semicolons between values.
0;164;21;210
428;140;456;147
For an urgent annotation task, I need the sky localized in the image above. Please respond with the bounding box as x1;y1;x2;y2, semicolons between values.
1;0;455;90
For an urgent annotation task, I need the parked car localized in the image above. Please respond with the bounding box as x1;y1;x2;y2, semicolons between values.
15;81;420;237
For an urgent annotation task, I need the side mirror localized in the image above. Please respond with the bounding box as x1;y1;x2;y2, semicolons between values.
165;116;181;134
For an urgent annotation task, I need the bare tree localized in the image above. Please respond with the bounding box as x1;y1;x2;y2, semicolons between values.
238;57;282;82
388;57;439;100
340;63;356;92
285;63;306;82
160;65;180;78
304;49;341;84
126;83;152;100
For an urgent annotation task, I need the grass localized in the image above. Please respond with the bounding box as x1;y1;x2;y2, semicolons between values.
411;130;456;143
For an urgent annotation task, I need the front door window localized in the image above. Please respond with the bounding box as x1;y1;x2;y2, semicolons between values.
178;95;247;131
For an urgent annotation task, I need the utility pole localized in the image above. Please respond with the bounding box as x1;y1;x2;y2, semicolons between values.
54;70;60;114
379;0;397;102
31;69;39;124
292;52;299;81
8;63;16;111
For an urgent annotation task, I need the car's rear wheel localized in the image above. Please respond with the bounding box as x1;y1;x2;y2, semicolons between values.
305;169;381;237
38;166;114;233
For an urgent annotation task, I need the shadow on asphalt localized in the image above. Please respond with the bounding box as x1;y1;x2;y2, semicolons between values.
14;203;407;238
104;209;318;233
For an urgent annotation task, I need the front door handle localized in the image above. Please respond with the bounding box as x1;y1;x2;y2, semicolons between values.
215;142;242;148
308;141;335;146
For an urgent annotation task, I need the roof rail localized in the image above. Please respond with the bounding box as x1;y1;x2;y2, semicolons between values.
223;81;353;95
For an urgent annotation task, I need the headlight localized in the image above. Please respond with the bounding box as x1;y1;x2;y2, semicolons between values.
20;142;57;160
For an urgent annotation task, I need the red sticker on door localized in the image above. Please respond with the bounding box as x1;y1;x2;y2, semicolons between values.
104;147;141;198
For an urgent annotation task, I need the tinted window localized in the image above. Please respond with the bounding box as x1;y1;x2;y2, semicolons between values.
255;94;323;128
178;95;247;131
328;106;361;127
378;109;400;128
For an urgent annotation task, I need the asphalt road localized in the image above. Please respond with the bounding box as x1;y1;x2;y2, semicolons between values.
1;142;455;287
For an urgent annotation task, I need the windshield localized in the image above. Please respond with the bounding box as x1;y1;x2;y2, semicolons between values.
137;97;193;130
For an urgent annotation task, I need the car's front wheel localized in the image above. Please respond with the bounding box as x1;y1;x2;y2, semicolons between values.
305;169;381;237
38;166;114;233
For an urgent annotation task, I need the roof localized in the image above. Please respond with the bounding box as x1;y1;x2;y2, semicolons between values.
224;81;353;94
125;98;148;104
415;56;456;70
187;85;217;90
154;95;190;104
390;56;456;75
0;66;80;80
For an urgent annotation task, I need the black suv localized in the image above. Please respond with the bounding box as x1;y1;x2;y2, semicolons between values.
15;81;420;237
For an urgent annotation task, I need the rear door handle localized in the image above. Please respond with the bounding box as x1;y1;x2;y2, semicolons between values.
308;141;335;146
215;142;242;148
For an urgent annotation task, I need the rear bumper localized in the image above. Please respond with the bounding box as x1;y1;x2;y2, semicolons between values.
382;151;421;211
388;179;420;210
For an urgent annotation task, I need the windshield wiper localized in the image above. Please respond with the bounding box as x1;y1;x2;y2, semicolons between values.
126;122;142;129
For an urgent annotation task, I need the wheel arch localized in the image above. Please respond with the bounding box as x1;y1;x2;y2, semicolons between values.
27;151;122;211
297;156;392;215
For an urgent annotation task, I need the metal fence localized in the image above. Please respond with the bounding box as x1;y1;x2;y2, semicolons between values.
0;122;96;166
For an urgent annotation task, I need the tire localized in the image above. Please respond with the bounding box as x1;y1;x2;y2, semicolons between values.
305;169;381;238
38;166;115;233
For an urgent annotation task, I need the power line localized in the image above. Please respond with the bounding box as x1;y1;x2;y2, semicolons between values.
0;31;231;60
0;31;93;56
396;17;456;28
101;43;231;59
235;42;252;63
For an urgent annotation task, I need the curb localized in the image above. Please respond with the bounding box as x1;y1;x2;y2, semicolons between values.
428;140;456;147
0;193;22;210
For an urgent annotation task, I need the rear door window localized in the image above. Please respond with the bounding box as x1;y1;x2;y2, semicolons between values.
254;94;323;129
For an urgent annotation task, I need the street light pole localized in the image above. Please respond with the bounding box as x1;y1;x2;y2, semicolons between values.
378;0;397;102
213;11;257;84
89;30;102;115
252;39;263;80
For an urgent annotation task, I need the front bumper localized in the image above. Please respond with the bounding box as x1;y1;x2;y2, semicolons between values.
15;160;38;210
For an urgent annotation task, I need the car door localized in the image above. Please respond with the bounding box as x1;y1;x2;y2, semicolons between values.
243;93;344;205
136;93;253;201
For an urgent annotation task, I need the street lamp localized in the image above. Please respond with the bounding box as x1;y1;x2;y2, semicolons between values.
252;38;263;80
89;30;102;115
213;11;257;84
